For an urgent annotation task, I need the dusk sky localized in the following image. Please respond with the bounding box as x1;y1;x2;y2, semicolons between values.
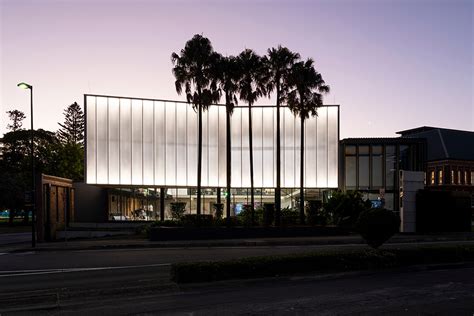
1;0;472;138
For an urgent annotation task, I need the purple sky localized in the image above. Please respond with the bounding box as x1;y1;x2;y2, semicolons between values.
1;0;472;138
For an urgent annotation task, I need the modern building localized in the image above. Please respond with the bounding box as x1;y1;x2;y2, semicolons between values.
397;126;474;207
83;94;340;220
339;137;426;212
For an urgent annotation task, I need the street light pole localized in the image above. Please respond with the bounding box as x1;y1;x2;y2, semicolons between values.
18;82;35;248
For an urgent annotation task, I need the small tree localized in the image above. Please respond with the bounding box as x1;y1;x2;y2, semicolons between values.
356;208;401;249
57;102;85;145
170;202;187;220
323;191;372;228
6;110;26;131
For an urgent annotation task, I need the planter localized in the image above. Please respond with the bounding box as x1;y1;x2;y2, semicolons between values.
149;225;350;241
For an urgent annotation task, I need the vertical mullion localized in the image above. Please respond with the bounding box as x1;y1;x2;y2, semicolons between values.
153;101;155;186
107;97;110;184
142;100;144;186
95;96;98;183
118;98;121;185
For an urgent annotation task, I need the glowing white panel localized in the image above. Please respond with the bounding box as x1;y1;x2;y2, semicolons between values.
240;108;251;187
231;108;242;187
327;106;339;187
119;99;132;185
85;96;339;188
208;106;219;187
108;98;120;184
305;115;317;187
187;104;197;186
154;101;166;185
86;96;96;183
253;107;263;188
218;106;227;187
283;108;295;187
131;99;143;185
165;102;176;185
317;106;328;187
143;100;154;185
262;107;275;187
96;97;108;184
176;103;187;186
201;109;209;187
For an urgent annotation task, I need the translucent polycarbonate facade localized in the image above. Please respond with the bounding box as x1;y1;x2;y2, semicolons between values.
85;95;339;188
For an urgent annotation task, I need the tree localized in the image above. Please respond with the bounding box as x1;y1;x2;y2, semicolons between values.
287;58;330;224
211;54;242;221
171;34;219;215
237;49;268;225
322;190;372;228
6;110;26;131
264;46;300;226
57;102;85;145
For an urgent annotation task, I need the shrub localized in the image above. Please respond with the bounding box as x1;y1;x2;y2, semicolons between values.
323;190;371;228
263;203;275;226
280;206;298;226
213;203;224;219
181;214;214;227
306;200;326;226
170;202;187;220
356;208;401;249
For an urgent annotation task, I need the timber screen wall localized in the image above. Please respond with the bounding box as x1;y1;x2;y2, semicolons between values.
85;95;339;188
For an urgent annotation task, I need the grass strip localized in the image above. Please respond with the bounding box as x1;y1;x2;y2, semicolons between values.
171;244;474;283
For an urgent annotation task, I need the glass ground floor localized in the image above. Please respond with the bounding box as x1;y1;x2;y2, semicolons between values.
107;187;334;221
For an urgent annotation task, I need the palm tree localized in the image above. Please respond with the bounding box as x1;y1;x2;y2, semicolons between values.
264;46;300;226
237;49;268;224
211;53;242;220
171;34;219;215
286;59;330;224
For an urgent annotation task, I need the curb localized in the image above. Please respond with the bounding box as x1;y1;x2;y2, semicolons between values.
5;235;474;253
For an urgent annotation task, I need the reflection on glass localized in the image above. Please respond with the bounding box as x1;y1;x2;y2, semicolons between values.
385;145;396;189
345;156;356;188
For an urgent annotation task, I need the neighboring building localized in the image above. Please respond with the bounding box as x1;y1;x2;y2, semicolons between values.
397;126;474;208
84;94;340;220
339;137;426;212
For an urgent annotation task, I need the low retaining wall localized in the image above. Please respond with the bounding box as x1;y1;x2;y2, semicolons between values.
149;226;350;241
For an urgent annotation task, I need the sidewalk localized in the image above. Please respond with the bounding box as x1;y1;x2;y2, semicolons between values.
3;232;474;253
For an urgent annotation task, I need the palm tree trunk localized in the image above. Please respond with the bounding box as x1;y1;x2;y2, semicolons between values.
275;88;281;226
248;104;255;225
226;102;232;222
197;103;202;215
299;115;305;224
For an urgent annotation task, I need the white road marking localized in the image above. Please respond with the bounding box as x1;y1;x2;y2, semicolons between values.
0;263;171;278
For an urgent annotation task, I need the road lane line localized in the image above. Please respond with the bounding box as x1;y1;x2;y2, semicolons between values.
0;263;171;278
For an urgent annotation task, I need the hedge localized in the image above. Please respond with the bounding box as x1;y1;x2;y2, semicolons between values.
171;245;474;283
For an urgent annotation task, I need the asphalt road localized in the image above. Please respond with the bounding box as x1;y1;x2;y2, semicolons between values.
1;244;474;314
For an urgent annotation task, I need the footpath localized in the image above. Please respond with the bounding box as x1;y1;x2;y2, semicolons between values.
2;231;474;253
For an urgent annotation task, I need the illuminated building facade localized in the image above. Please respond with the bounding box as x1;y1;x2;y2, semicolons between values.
84;94;340;220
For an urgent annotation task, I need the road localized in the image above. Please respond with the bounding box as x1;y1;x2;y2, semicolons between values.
0;244;473;314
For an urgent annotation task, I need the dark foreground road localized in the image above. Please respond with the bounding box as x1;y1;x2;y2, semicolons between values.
1;244;474;315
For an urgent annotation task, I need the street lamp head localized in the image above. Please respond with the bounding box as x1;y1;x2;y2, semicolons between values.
17;82;32;90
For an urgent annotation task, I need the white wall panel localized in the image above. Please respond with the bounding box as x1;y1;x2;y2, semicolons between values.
86;96;339;188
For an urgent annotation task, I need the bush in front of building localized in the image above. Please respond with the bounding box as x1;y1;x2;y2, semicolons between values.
306;200;327;226
170;202;187;220
280;206;299;226
213;203;224;219
181;214;215;227
355;208;401;249
323;190;372;228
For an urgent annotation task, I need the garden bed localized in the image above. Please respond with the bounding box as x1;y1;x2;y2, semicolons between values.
149;226;350;241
